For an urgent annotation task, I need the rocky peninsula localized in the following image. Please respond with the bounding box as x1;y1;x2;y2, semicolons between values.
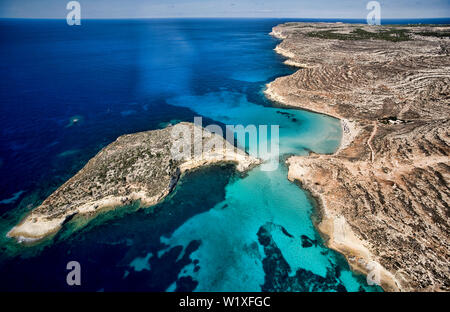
266;22;450;291
8;123;259;242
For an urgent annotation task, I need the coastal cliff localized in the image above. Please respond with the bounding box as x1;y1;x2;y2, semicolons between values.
7;123;259;242
267;22;450;291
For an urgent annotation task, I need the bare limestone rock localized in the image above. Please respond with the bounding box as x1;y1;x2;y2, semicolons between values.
267;22;450;291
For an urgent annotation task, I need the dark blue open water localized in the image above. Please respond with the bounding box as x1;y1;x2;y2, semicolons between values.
1;18;442;291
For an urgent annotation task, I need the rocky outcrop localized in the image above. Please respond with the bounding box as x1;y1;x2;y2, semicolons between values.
8;123;259;242
267;22;450;291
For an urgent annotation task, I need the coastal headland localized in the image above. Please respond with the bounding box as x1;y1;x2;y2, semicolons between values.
266;22;450;291
7;123;259;242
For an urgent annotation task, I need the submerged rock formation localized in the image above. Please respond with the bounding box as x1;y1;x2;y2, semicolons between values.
266;23;450;291
8;123;259;242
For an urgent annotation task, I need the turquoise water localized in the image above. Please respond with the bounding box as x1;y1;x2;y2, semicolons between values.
167;90;341;156
162;90;373;292
0;19;380;291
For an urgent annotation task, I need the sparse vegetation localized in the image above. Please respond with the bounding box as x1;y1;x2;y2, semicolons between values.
307;28;411;42
416;31;450;38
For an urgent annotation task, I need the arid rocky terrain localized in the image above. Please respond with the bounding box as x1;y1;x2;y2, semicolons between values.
7;123;259;242
266;22;450;291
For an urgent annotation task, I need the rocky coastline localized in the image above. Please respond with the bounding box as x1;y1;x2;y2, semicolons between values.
7;123;259;242
267;22;450;291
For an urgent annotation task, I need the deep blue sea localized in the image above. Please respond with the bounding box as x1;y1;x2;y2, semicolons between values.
1;18;446;291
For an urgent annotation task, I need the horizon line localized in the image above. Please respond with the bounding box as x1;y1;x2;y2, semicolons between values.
1;16;450;20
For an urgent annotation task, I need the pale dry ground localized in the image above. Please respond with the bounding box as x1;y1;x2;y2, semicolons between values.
8;123;259;242
267;22;450;291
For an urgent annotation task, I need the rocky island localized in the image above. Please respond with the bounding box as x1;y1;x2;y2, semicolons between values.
266;22;449;291
7;123;259;242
